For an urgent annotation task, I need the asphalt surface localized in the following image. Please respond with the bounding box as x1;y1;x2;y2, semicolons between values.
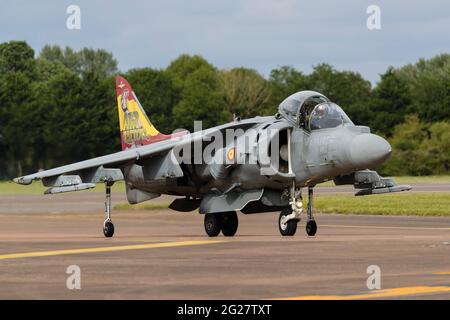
0;185;449;300
0;183;448;215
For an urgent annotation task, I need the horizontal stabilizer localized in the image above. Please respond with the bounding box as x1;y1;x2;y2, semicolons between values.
44;183;96;194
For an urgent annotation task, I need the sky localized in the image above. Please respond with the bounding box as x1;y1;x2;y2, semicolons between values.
1;0;449;84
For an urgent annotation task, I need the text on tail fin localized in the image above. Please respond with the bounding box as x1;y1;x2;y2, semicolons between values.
115;75;169;150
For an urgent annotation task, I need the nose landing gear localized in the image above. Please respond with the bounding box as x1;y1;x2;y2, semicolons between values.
278;184;318;237
278;207;298;236
278;183;302;236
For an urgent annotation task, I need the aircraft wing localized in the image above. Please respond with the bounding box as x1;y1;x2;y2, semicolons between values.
13;116;270;194
13;72;273;196
13;137;182;193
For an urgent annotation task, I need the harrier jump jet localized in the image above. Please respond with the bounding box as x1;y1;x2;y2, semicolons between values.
14;76;411;238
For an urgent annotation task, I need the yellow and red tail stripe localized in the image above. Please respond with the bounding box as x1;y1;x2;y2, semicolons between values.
115;76;184;150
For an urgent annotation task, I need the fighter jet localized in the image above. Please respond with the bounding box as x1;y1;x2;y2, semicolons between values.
13;76;411;238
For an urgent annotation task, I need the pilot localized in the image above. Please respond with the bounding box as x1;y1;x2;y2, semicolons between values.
314;104;327;118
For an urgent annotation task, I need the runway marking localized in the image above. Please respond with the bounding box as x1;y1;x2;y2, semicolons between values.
0;240;227;261
276;286;450;300
321;224;450;231
433;271;450;275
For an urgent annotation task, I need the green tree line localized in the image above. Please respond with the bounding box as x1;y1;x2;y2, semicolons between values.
0;41;448;178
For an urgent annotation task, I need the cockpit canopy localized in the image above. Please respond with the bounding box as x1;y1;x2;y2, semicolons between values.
278;91;354;130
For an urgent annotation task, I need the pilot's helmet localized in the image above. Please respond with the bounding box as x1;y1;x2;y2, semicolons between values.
314;104;327;117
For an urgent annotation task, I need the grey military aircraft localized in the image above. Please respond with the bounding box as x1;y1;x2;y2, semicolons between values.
13;76;411;238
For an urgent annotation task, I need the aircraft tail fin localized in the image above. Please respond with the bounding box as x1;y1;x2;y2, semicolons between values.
115;75;171;150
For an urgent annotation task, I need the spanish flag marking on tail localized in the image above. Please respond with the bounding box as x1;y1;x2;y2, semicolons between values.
115;76;171;150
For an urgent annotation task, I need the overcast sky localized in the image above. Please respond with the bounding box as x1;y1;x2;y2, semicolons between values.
1;0;449;84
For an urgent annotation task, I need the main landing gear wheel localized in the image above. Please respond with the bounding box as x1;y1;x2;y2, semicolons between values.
221;211;238;237
278;207;298;236
103;221;115;237
204;213;221;237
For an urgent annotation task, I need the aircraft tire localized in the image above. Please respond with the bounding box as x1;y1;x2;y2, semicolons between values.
103;221;115;237
204;213;221;237
221;211;238;237
306;220;317;236
278;207;298;236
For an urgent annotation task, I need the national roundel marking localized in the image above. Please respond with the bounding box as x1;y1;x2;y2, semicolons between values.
227;147;236;162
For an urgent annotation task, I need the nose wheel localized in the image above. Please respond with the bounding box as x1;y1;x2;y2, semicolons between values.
278;183;302;236
278;207;298;236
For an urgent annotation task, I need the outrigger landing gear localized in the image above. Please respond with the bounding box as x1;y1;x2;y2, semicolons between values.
278;183;303;236
103;181;115;238
305;187;317;236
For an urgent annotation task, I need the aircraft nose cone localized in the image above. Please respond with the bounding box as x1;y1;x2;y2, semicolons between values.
350;133;391;168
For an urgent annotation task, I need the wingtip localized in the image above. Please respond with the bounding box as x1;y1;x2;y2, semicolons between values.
13;177;32;185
